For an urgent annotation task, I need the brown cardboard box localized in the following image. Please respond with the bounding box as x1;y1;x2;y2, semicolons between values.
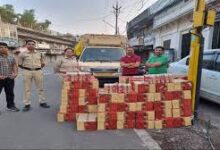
97;112;106;121
174;82;182;91
78;97;86;105
149;84;156;93
136;102;144;111
87;105;97;113
92;79;99;89
76;113;88;131
59;105;67;113
147;111;155;120
167;83;175;91
163;101;172;109
57;112;65;122
154;93;161;101
164;109;172;118
173;108;181;117
117;112;125;121
128;103;136;111
97;121;105;130
111;93;118;103
117;93;125;103
172;100;180;109
117;121;125;129
88;113;97;121
155;120;163;129
98;103;106;112
183;90;192;99
146;120;154;129
183;117;192;126
146;93;155;102
79;89;86;97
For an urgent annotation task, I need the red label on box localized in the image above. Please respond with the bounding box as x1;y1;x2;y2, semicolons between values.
156;83;167;92
173;118;183;127
127;93;138;102
181;81;192;90
137;94;145;102
85;122;97;130
143;102;154;111
126;112;136;120
135;121;145;129
163;92;174;100
106;120;117;129
107;112;117;120
173;91;182;99
182;108;192;117
136;111;146;120
87;97;97;104
154;102;163;110
155;110;164;120
164;118;174;128
99;94;110;103
125;120;135;128
182;99;192;109
117;103;127;112
78;105;86;113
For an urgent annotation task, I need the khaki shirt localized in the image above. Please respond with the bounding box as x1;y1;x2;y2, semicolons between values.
54;56;79;73
18;50;45;69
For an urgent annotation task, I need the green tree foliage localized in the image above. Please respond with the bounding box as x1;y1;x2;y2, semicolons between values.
0;4;51;30
0;4;17;23
36;19;51;31
19;9;36;28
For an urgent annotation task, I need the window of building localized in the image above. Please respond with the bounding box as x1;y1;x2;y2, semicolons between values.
163;40;171;49
10;31;16;38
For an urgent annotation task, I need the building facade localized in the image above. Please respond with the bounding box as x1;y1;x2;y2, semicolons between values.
127;0;216;61
0;17;19;48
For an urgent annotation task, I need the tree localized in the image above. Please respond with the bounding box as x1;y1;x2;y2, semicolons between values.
19;9;37;28
36;19;51;31
0;4;17;23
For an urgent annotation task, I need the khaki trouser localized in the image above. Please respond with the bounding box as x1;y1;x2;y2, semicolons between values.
23;70;46;105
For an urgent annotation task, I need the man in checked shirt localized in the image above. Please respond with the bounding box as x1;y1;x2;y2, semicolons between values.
0;42;20;113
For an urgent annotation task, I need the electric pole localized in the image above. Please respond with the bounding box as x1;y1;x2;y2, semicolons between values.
113;1;121;35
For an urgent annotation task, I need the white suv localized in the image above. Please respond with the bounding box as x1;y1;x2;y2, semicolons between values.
168;49;220;104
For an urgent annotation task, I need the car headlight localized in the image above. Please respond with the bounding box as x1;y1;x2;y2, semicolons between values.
80;66;91;72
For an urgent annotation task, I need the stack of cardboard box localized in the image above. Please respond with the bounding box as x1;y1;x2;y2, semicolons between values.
58;73;193;131
57;72;99;123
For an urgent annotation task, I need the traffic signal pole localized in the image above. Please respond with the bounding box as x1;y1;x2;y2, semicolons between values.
188;0;216;118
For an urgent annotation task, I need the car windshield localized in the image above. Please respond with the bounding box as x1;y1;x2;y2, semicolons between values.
80;47;125;62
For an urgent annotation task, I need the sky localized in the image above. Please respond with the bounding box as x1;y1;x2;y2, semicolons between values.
0;0;158;35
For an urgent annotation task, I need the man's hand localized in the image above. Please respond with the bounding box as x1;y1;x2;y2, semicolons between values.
11;72;17;79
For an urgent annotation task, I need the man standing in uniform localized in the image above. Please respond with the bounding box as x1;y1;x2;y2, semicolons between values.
18;39;50;111
120;46;141;76
0;42;19;112
146;46;168;74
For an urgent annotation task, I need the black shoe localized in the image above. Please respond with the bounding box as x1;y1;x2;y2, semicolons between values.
7;106;20;112
39;103;50;108
22;105;31;112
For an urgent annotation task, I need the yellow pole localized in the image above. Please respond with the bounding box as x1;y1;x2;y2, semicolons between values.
188;0;205;114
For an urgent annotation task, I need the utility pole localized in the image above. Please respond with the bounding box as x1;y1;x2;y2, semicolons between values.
113;1;121;35
188;0;216;118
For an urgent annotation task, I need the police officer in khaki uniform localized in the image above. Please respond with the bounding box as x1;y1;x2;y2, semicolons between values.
18;39;50;111
54;48;79;75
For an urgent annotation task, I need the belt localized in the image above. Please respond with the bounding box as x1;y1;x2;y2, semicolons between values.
22;67;42;71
